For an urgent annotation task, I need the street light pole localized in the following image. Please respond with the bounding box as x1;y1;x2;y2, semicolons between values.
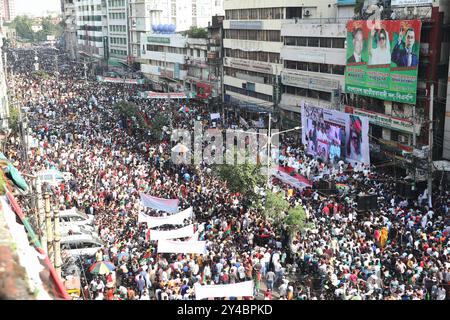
267;113;272;189
233;125;302;190
428;83;434;208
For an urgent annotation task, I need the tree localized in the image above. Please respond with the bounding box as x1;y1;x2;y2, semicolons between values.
187;26;208;39
285;205;311;235
148;113;169;141
8;105;20;134
114;101;147;130
215;153;265;204
11;15;34;41
264;192;289;219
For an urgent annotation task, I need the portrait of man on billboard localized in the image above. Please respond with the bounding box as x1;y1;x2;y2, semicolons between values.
347;27;366;64
347;115;363;162
391;26;418;67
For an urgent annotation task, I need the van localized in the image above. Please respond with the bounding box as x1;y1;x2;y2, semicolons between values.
61;235;104;258
59;207;95;232
38;169;72;187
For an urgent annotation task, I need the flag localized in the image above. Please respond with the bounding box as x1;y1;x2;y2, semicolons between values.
224;224;231;236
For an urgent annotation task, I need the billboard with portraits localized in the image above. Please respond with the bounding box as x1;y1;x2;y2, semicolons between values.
301;102;370;166
345;20;422;104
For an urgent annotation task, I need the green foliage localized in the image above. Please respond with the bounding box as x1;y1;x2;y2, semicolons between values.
115;101;147;130
215;154;265;204
187;26;208;39
149;113;169;140
264;192;289;219
8;105;20;134
285;205;311;234
32;70;50;79
12;15;62;42
0;172;7;195
11;15;35;41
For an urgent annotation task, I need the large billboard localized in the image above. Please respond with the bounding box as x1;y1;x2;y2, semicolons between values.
301;102;370;166
345;20;422;104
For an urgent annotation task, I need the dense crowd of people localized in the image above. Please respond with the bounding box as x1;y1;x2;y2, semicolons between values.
5;47;450;300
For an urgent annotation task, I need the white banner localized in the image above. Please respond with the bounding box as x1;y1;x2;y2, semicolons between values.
157;239;207;254
210;113;221;120
149;224;194;241
139;207;193;228
194;281;254;300
391;0;432;6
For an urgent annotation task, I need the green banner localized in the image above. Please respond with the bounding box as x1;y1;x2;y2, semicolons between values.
345;20;422;104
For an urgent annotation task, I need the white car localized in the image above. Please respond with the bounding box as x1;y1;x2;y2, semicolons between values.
61;235;104;258
60;224;99;238
60;208;95;232
37;169;73;187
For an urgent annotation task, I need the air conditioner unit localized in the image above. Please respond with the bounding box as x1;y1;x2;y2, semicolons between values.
303;10;311;17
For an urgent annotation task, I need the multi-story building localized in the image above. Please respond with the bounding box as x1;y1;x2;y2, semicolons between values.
206;15;224;101
105;0;130;65
1;0;15;23
222;1;286;114
75;0;105;60
140;31;188;91
61;0;78;60
185;37;212;99
279;2;348;129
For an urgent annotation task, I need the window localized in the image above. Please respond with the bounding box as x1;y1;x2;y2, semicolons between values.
320;64;332;73
308;37;319;47
308;62;319;72
332;38;345;48
297;37;307;46
268;53;279;64
320;38;332;48
285;37;296;46
286;7;302;19
332;65;345;75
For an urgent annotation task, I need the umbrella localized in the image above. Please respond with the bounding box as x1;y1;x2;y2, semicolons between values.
172;144;189;153
89;261;116;275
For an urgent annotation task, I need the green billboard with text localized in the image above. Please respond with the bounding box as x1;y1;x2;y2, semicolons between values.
345;20;422;104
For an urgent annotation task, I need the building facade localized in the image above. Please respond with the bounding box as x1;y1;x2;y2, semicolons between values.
1;0;15;23
61;0;78;60
105;0;130;65
75;0;105;59
140;32;188;91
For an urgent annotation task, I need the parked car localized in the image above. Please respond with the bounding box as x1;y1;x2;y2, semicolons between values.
59;207;95;232
60;235;104;258
37;169;73;187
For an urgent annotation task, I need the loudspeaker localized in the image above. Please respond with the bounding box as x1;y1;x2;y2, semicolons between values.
357;194;378;211
317;179;337;196
396;182;417;199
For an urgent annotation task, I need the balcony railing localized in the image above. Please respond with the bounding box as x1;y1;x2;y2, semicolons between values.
284;17;352;25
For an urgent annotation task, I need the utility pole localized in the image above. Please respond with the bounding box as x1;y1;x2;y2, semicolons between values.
266;112;272;190
54;207;62;279
44;193;52;258
36;179;45;246
39;192;50;253
84;61;88;84
428;83;434;208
